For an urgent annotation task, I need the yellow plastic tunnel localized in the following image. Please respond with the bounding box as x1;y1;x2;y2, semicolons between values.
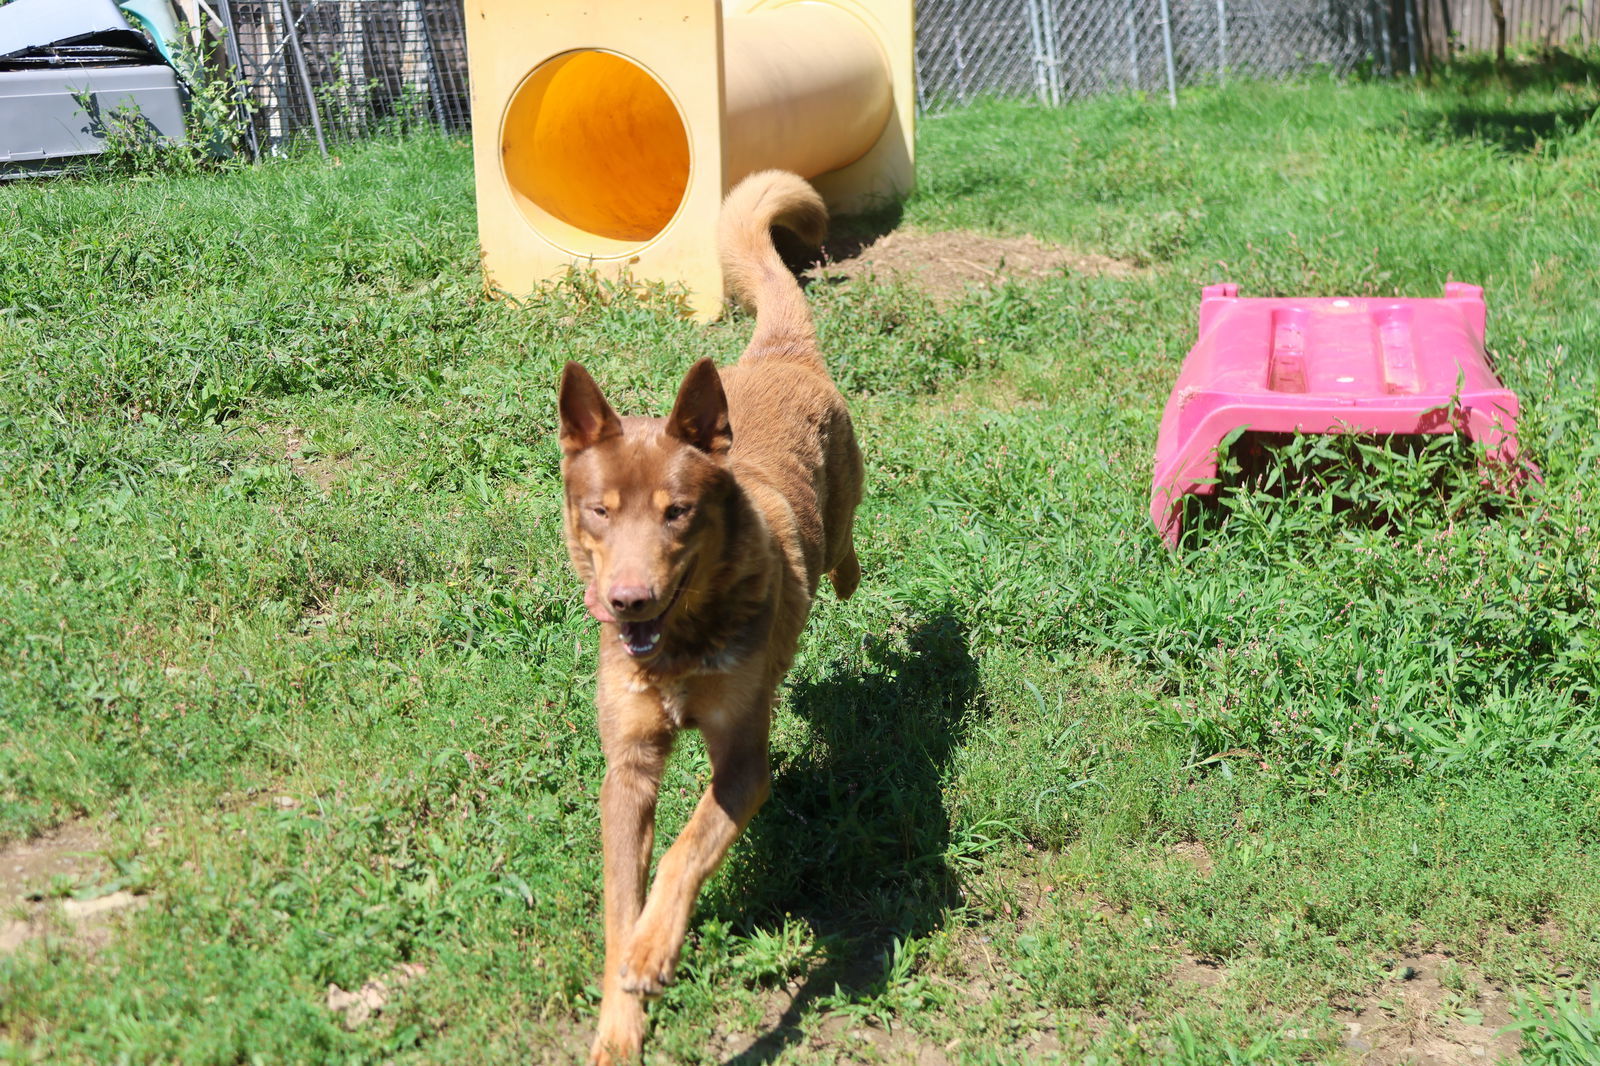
464;0;914;318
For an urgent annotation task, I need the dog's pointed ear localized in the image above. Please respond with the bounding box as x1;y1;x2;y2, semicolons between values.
558;362;622;455
666;358;732;457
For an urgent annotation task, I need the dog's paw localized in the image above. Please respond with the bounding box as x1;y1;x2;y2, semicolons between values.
618;923;683;998
829;547;861;600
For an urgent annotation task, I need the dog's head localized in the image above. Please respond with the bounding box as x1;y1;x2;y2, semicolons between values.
558;358;734;660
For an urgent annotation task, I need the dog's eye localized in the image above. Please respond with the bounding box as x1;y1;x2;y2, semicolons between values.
589;505;609;520
664;503;691;522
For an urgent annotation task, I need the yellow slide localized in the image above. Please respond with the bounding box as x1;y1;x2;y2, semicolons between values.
464;0;913;319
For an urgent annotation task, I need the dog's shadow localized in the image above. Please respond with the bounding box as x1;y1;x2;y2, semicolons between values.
698;611;980;1064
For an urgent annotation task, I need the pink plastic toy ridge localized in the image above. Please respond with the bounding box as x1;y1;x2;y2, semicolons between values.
1151;282;1523;547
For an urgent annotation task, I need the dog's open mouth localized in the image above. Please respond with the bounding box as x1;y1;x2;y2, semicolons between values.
620;616;665;657
617;577;687;658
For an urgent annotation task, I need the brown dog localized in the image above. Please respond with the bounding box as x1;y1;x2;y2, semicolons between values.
557;171;864;1064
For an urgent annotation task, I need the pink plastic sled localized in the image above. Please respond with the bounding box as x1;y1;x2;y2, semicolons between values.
1151;282;1524;547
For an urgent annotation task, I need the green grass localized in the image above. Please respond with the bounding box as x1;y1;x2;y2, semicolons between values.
2;55;1599;1063
1511;983;1600;1065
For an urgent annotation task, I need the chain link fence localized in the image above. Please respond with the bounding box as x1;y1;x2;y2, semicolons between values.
915;0;1401;109
206;0;468;155
203;0;1584;153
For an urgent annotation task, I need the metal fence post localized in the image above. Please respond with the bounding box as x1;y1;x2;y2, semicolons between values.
1158;0;1178;106
277;0;328;157
1404;0;1419;75
955;20;968;106
215;0;261;161
1041;0;1062;105
1216;0;1227;84
1379;0;1394;74
1024;0;1062;105
1126;0;1140;91
1025;0;1048;105
412;0;449;129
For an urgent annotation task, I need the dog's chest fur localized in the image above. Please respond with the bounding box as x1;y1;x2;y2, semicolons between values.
625;673;691;728
621;670;761;733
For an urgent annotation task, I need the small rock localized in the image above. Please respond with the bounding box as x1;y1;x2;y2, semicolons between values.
325;963;426;1029
326;982;383;1028
62;891;143;921
274;796;300;810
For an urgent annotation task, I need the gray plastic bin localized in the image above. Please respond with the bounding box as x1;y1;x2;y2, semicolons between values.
2;65;186;170
0;0;186;175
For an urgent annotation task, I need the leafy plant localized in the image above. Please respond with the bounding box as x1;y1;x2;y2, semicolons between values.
1506;985;1600;1065
71;32;257;175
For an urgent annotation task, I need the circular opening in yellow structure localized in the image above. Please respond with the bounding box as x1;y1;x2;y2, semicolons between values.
501;51;691;258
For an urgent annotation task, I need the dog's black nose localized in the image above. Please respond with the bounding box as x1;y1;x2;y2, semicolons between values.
608;585;652;616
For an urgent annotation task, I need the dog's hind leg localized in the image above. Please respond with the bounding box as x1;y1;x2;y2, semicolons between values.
590;726;673;1065
824;428;864;602
618;709;773;997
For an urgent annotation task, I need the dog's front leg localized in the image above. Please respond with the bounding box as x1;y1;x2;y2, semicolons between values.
590;726;671;1066
619;712;772;997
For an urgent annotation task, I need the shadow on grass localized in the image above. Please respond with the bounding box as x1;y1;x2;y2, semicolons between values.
1438;47;1600;93
770;202;906;293
1176;429;1514;550
713;611;979;1065
1406;49;1600;152
1425;102;1598;152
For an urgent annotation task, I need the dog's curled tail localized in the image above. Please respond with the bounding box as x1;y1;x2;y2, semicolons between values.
719;170;828;370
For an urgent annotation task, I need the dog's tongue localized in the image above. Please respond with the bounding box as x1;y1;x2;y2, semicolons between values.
619;617;664;657
584;583;616;624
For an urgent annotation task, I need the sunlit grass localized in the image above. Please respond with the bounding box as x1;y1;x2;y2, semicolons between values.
2;58;1598;1062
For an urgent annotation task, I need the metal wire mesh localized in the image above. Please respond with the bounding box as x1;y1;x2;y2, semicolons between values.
916;0;1390;109
212;0;1588;150
217;0;468;151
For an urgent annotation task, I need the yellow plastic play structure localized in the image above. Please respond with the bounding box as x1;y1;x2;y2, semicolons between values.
463;0;914;319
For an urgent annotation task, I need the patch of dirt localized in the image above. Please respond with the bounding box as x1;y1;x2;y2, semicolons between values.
1169;840;1215;877
804;228;1138;306
709;919;1069;1065
296;603;346;639
522;1013;592;1066
715;978;1065;1066
805;1014;962;1065
0;821;105;899
0;821;147;956
326;961;427;1029
1333;953;1521;1065
243;422;353;492
279;424;351;491
1171;955;1228;991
